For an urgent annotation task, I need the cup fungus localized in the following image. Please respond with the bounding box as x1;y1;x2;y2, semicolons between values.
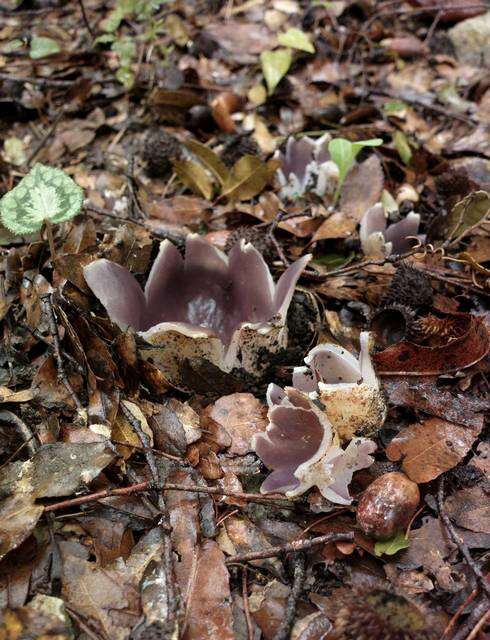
360;202;422;257
276;133;339;199
292;332;387;441
83;234;311;386
252;385;376;502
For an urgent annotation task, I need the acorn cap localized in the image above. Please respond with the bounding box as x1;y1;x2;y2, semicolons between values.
369;303;416;348
143;128;182;178
220;134;260;168
225;225;274;262
381;263;433;310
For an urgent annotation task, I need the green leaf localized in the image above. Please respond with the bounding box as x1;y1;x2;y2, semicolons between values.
0;164;84;235
260;48;292;95
112;37;136;66
394;131;412;165
277;28;315;53
383;99;408;115
4;39;23;53
115;66;135;89
221;156;277;202
328;137;383;203
29;36;60;60
446;191;490;239
374;533;410;557
3;137;27;166
94;33;116;45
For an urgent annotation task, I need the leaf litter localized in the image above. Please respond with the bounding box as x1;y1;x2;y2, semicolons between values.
0;1;489;639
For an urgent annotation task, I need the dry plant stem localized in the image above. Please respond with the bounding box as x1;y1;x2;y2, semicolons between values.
464;608;490;640
41;294;83;411
0;72;74;88
65;605;106;640
438;477;490;601
225;532;354;564
26;110;63;167
43;481;292;512
0;410;38;456
242;566;254;640
77;0;95;39
273;553;306;640
451;597;490;640
120;400;160;485
44;219;57;263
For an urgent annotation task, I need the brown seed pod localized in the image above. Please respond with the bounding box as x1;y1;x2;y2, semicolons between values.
220;134;260;167
380;263;433;310
143;128;182;178
224;225;274;262
369;304;416;347
330;588;437;640
356;472;420;540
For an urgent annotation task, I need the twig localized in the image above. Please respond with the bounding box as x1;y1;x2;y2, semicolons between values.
0;72;74;88
41;293;83;411
77;0;95;39
25;110;64;167
464;608;490;640
438;477;490;601
451;597;490;640
273;553;306;640
225;532;354;564
120;400;160;486
242;566;254;640
0;410;38;456
43;481;292;512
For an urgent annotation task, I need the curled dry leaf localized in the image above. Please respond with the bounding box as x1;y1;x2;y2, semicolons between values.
374;314;489;375
386;418;481;483
203;392;267;455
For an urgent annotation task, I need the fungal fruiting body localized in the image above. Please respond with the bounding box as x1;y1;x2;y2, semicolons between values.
252;385;376;502
83;234;311;386
360;202;422;257
292;332;387;441
276;133;339;199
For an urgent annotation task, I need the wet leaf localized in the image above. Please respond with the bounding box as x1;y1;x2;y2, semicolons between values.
386;418;480;483
394;130;412;164
172;158;215;200
261;49;293;95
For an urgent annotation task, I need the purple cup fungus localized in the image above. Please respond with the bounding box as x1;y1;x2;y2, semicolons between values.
83;234;311;387
360;202;422;257
252;385;376;502
292;332;387;442
276;133;339;200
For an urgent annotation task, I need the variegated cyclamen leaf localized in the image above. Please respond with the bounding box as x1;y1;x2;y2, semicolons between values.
0;163;84;235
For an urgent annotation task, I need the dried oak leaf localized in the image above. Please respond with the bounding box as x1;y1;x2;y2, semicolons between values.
383;377;488;430
203;392;267;455
386;418;481;483
374;314;489;375
444;486;490;534
340;154;384;223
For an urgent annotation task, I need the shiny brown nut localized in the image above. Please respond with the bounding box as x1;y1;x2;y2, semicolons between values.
356;472;420;540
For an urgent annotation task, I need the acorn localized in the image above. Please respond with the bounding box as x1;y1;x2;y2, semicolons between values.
143;128;182;178
369;304;416;347
356;472;420;540
330;588;436;640
220;134;260;167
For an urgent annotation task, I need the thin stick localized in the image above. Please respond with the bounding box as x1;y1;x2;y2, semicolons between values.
44;219;57;263
273;553;306;640
25;110;63;167
225;532;354;564
242;566;254;640
43;480;292;512
77;0;95;39
438;477;490;600
40;293;83;411
0;72;74;88
465;608;490;640
120;401;159;485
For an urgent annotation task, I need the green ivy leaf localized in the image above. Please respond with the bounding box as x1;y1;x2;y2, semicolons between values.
29;36;60;60
277;28;315;54
0;164;84;235
374;533;410;557
261;48;292;95
328;137;383;203
394;130;412;165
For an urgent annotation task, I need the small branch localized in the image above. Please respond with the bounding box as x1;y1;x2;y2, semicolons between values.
77;0;95;39
438;477;490;601
272;553;306;640
25;110;64;167
225;532;354;564
0;410;38;456
242;566;254;640
0;72;74;88
120;401;160;486
41;294;83;411
43;481;292;512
